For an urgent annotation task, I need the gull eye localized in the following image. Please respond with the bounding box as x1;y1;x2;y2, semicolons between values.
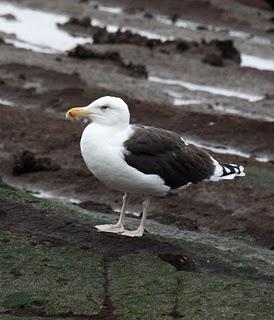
101;105;108;110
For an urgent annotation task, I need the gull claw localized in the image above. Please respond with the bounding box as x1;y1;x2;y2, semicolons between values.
95;224;124;234
119;228;144;237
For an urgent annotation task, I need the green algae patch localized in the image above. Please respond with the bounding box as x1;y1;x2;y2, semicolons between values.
0;317;50;320
110;253;274;320
244;166;274;188
2;292;33;309
110;253;177;320
0;232;104;316
0;181;35;204
0;180;99;226
176;272;274;320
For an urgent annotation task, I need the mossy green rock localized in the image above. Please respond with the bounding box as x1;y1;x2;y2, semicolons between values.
0;181;274;319
110;253;274;320
0;317;49;320
0;233;104;315
2;293;33;309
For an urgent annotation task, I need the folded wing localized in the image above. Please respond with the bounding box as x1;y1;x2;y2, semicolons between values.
123;125;216;189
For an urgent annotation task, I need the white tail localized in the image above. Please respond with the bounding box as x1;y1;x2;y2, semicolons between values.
219;163;245;180
210;157;245;181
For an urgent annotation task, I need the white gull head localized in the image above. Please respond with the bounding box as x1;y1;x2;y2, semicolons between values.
66;96;130;127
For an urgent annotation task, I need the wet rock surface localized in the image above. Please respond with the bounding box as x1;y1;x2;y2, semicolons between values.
0;0;274;317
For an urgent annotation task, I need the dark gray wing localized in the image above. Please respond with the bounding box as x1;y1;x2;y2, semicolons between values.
123;125;215;189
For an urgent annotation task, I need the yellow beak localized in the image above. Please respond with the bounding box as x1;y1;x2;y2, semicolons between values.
66;107;90;119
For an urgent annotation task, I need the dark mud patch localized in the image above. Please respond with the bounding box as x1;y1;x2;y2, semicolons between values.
159;253;196;272
68;45;148;78
68;45;123;62
202;39;241;67
64;16;93;28
59;16;103;36
13;150;61;175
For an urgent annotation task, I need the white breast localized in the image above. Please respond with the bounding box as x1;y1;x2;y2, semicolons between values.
80;123;170;196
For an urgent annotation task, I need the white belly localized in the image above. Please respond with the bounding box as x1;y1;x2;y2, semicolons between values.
80;124;170;196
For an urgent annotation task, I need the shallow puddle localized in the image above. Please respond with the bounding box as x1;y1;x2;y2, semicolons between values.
166;90;272;121
156;14;273;46
156;16;203;31
228;30;250;39
0;97;16;106
212;104;274;122
0;2;92;53
186;138;270;163
241;54;274;72
90;18;174;41
173;98;203;106
96;5;123;15
149;76;264;102
31;190;81;204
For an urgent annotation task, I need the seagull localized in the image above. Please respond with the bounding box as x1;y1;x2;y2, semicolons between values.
66;96;245;237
